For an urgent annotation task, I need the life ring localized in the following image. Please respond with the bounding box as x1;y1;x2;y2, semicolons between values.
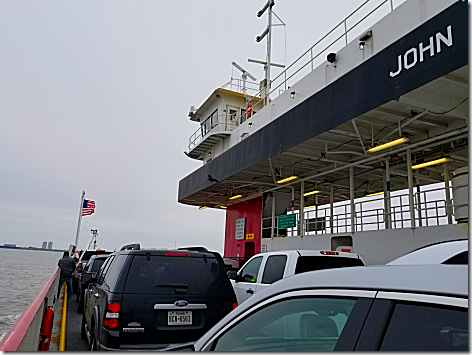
38;307;54;351
245;103;252;119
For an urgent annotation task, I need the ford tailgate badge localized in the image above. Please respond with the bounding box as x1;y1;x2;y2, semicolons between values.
175;300;188;307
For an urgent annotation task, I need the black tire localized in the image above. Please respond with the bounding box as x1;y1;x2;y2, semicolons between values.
80;315;87;340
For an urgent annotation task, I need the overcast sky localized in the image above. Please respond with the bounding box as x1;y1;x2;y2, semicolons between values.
0;0;407;253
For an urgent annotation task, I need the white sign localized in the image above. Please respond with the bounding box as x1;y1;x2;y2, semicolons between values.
235;218;246;240
261;245;267;253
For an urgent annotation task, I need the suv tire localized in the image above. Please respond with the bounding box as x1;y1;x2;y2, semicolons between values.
80;315;87;340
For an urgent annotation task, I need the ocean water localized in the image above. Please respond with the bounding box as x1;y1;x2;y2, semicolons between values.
0;248;62;342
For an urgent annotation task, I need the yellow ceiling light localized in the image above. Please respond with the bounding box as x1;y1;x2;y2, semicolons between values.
277;175;298;184
303;190;320;196
368;137;409;153
412;157;448;170
304;204;317;209
219;206;227;209
365;191;384;197
199;206;208;210
229;194;243;200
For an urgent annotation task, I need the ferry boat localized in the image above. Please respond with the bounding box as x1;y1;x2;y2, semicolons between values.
179;0;468;267
0;0;467;350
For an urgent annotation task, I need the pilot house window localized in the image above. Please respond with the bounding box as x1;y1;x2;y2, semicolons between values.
201;109;218;136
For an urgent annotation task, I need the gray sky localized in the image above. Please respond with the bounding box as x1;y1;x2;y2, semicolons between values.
0;0;405;253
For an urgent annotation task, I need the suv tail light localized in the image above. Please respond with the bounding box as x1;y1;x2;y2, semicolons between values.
233;302;238;310
77;263;83;273
165;252;191;257
104;303;121;329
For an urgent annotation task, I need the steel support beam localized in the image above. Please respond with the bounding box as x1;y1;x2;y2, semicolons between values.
416;170;422;227
406;148;416;229
330;184;334;234
350;166;355;232
443;162;453;224
300;181;305;237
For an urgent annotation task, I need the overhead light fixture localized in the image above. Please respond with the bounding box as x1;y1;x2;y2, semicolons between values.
412;157;448;170
327;53;337;64
365;191;384;197
359;30;372;50
229;194;243;200
277;175;298;184
368;137;409;153
199;206;207;210
303;190;320;197
290;91;296;99
304;204;317;209
359;41;366;50
219;206;227;209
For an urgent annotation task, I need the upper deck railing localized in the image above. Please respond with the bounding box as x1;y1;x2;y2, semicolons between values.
245;0;397;111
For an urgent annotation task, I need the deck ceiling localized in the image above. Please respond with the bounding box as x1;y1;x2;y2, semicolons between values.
182;66;468;210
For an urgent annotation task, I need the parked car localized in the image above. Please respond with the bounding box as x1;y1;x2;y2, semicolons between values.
387;239;468;265
72;249;111;293
76;254;109;313
168;264;468;351
231;250;365;304
81;243;237;350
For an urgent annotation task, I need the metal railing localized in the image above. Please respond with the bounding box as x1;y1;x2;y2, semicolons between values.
188;115;238;151
242;0;396;113
221;77;261;95
262;184;465;238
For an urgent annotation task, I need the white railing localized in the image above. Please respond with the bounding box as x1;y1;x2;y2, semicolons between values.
221;77;261;95
242;0;396;112
188;117;238;151
262;184;466;238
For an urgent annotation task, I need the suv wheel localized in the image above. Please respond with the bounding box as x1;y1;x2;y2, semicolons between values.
89;327;97;351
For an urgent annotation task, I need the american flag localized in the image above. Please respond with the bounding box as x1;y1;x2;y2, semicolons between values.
82;200;96;216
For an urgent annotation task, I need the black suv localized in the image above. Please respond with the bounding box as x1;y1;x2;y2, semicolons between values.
73;250;111;293
81;244;237;350
76;255;109;313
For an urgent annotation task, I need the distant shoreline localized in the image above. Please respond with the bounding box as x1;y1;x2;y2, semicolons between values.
0;245;66;253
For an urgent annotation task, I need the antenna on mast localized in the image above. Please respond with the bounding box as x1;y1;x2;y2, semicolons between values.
232;62;257;95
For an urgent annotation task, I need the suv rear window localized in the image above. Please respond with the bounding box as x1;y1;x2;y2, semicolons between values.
90;259;106;272
124;255;233;295
295;256;364;274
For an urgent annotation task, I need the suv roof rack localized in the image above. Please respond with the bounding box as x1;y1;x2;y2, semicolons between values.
121;243;141;251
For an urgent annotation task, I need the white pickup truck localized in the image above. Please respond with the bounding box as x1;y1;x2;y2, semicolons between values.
230;249;365;304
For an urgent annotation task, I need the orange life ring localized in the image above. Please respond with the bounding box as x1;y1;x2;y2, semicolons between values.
245;103;252;119
38;307;54;351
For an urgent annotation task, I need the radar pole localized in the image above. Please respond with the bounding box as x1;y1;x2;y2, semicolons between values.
253;1;285;106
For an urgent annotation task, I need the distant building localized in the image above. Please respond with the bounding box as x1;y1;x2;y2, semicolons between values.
4;244;16;248
47;241;53;250
42;241;47;249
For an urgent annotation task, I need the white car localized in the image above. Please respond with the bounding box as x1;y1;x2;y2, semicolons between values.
168;264;468;351
230;250;364;304
387;239;467;265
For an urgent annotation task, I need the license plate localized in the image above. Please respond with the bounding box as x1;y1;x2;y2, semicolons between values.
168;311;192;325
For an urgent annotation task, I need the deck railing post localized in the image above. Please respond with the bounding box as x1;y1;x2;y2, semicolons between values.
300;181;305;237
350;166;355;232
406;148;416;228
416;170;422;226
443;162;453;224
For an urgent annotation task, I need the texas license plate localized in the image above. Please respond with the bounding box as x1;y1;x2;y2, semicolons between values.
168;311;192;325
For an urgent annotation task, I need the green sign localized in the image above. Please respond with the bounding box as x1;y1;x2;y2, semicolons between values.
278;214;296;229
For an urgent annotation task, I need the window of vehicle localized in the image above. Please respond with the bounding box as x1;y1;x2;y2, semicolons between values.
442;251;468;265
213;297;358;351
97;256;114;285
124;255;233;295
238;256;263;283
379;302;468;351
103;255;128;291
261;255;287;284
90;258;106;273
295;256;364;274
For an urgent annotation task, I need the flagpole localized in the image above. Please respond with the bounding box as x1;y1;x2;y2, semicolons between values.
74;191;86;256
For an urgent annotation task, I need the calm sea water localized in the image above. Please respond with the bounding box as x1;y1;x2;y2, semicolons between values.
0;248;62;342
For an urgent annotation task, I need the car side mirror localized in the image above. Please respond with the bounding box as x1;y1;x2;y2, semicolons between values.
227;270;237;280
